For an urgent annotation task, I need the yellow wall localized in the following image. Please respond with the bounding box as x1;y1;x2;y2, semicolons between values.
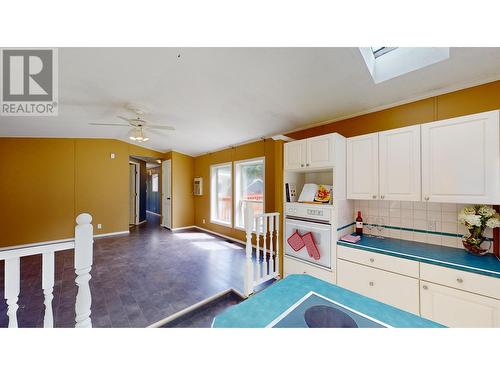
286;80;500;139
170;151;195;229
0;138;163;247
193;139;281;243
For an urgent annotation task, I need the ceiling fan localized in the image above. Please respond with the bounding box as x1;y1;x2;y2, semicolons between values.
89;106;175;143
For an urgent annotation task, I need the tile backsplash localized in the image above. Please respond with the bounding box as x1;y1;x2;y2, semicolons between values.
353;200;495;251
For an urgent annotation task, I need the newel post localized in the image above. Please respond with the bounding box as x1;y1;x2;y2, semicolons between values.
244;206;254;297
74;213;93;328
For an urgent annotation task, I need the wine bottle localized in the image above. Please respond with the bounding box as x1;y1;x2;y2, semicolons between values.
355;211;363;235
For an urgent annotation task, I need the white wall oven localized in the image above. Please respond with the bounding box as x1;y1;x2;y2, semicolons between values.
284;205;332;269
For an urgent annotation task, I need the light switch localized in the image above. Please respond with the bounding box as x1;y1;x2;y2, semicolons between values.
97;224;102;229
110;153;115;159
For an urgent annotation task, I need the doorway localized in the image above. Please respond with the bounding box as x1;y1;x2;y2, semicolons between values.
129;161;140;226
162;159;172;229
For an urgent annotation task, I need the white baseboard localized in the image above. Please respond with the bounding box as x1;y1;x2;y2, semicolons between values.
137;220;147;225
146;210;161;217
93;230;129;239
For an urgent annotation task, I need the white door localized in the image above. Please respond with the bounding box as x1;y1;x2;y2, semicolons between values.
379;125;421;201
420;281;500;327
284;140;307;170
347;133;379;200
421;110;500;204
129;164;137;225
162;159;172;228
306;134;335;168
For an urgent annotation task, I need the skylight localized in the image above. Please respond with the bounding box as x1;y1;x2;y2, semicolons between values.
359;47;450;83
371;47;398;58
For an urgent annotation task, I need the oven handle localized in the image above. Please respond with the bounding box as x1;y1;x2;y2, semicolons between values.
285;217;331;228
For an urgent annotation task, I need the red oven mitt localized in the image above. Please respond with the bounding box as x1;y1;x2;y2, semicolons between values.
302;232;321;260
287;231;305;252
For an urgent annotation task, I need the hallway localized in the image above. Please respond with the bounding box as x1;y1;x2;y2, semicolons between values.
0;213;248;327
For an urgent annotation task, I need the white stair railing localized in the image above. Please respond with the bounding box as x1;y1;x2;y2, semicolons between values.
0;213;94;328
244;206;280;297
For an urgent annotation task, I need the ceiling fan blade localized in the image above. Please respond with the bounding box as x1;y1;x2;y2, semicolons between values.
146;125;176;131
146;128;168;137
117;115;132;123
89;122;130;127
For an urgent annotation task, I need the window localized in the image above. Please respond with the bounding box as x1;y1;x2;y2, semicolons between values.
152;174;159;192
234;158;264;230
210;163;232;226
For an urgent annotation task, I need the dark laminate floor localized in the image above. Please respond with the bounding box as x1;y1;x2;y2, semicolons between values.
0;213;250;328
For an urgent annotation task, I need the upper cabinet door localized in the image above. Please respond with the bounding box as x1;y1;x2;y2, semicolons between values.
306;134;335;168
347;133;379;200
379;125;421;201
421;110;500;204
284;140;307;170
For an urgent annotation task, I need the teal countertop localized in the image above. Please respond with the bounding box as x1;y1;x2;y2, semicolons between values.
338;235;500;278
213;274;442;328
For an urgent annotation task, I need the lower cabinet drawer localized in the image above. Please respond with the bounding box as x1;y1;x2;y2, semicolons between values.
337;245;419;278
337;259;419;315
284;256;336;284
420;281;500;327
420;263;500;300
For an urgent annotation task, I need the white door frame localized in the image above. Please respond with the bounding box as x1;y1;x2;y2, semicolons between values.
162;159;172;229
129;161;140;225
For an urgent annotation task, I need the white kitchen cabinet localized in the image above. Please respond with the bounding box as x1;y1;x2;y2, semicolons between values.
379;125;421;201
284;134;337;170
284;139;307;170
346;133;379;200
420;281;500;327
337;259;420;315
421;110;500;204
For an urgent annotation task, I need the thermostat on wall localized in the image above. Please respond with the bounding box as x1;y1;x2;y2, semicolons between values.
194;177;203;196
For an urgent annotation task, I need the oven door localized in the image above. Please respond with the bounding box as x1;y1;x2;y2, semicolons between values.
285;218;332;269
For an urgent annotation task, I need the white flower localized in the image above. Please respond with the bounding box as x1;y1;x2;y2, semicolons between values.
486;214;500;229
462;214;482;227
460;206;476;216
478;205;496;218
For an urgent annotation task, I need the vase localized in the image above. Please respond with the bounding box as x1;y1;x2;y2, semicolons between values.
462;238;491;256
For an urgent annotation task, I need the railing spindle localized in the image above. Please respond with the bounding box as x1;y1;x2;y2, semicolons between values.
262;216;268;279
244;206;254;297
74;213;93;328
42;252;55;328
5;258;20;328
269;216;274;274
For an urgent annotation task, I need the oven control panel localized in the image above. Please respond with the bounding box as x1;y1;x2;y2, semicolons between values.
285;203;332;222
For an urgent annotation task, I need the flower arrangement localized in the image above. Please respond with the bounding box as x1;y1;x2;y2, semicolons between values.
458;205;500;255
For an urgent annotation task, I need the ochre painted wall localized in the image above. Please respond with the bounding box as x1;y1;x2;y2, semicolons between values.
0;138;163;247
286;80;500;139
193;139;281;243
170;151;195;229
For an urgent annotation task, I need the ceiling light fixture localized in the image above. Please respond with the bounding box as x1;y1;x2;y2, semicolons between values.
128;128;149;143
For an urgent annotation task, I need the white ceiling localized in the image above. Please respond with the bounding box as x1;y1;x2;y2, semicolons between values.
2;47;500;156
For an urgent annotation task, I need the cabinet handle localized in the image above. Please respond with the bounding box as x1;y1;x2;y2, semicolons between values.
380;195;385;199
369;281;374;286
422;285;428;290
456;277;463;283
301;164;304;167
424;197;429;201
306;163;310;167
372;195;377;199
369;258;375;263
